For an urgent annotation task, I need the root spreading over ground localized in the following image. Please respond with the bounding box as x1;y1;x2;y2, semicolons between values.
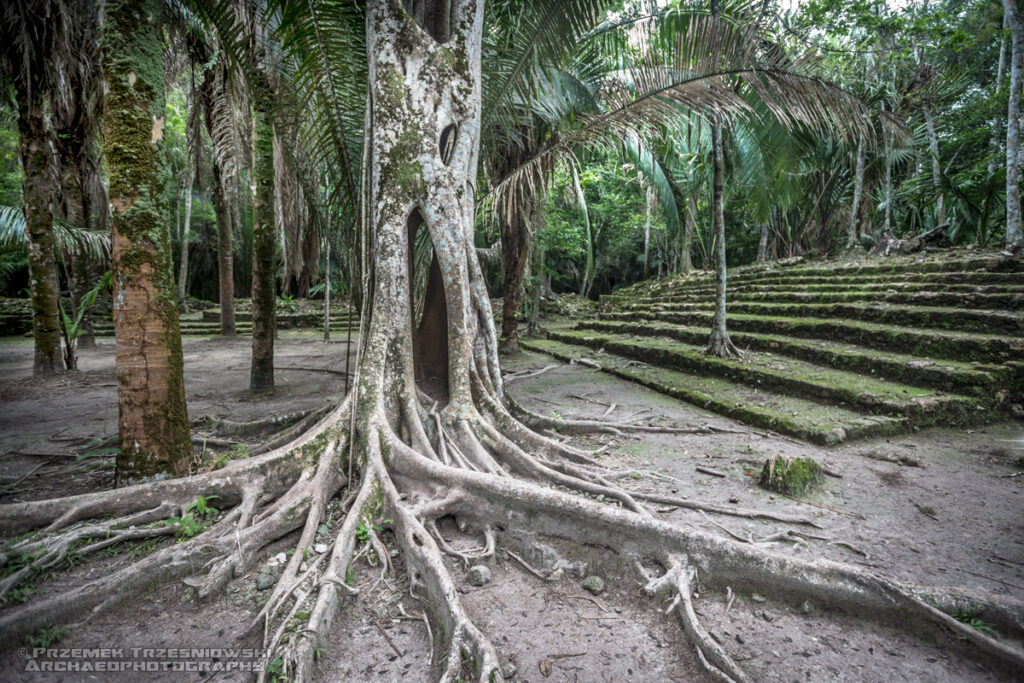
2;381;1023;683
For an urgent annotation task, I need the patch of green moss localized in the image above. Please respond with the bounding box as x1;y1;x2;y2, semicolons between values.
758;456;823;495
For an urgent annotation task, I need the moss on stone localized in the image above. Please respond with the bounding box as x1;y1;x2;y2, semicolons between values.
758;456;823;495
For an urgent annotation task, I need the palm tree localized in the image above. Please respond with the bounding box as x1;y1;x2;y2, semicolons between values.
0;1;69;376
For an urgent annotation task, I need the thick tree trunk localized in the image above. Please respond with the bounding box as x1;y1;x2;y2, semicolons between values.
923;106;945;225
250;104;276;392
177;163;194;302
706;121;739;358
17;109;65;376
848;140;866;248
101;0;191;485
1005;0;1024;251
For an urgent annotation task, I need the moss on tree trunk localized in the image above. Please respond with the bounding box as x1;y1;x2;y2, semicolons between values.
100;0;192;485
17;110;65;376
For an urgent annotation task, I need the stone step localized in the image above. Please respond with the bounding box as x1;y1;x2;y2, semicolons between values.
575;319;1023;399
613;301;1023;336
629;269;1024;300
521;338;906;445
547;329;984;428
602;309;1024;364
608;288;1024;310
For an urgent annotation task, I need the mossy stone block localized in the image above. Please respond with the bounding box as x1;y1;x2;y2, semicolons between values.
758;456;824;496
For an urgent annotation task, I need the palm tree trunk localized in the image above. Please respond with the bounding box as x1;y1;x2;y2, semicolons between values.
498;196;533;354
681;189;695;274
643;185;653;280
323;237;330;342
923;106;944;225
17;107;64;376
884;129;894;234
101;0;191;485
706;121;739;358
756;223;769;263
217;170;236;336
177;163;194;302
848;139;865;247
1005;0;1024;251
250;104;276;393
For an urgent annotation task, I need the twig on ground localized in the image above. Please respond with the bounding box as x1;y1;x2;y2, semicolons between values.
502;548;547;580
375;619;403;657
696;466;727;478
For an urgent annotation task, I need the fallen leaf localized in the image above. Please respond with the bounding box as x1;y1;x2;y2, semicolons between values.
539;659;552;678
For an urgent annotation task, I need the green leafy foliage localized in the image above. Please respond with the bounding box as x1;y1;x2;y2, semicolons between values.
165;496;220;540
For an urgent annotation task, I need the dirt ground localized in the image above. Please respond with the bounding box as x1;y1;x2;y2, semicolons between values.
0;334;1022;681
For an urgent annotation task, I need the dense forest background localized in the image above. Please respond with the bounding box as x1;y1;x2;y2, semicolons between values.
0;0;1017;306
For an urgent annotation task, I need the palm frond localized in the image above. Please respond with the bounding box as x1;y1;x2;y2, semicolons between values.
0;206;111;260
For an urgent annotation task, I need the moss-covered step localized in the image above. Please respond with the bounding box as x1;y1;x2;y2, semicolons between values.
611;289;1024;310
547;329;984;428
574;319;1020;399
521;338;905;445
602;309;1024;364
619;301;1023;335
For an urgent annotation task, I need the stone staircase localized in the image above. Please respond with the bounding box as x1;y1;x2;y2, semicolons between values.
89;305;357;337
523;252;1024;445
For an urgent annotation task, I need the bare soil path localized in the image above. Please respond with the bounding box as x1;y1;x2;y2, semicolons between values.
0;336;1021;681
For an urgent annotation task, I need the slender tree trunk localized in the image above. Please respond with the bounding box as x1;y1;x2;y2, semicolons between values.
323;237;331;342
681;189;695;274
177;163;194;302
756;223;769;263
706;121;739;358
848;140;866;247
498;197;532;354
101;0;191;485
643;185;653;280
884;130;894;234
250;103;276;392
217;172;236;336
923;106;945;225
992;15;1010;177
528;238;544;336
1005;0;1024;250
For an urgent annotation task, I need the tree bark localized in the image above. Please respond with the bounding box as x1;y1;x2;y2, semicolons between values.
323;237;331;342
1005;0;1024;251
177;163;194;302
848;139;866;248
250;103;276;392
923;105;945;225
706;121;739;358
884;129;894;234
992;14;1009;178
498;198;532;354
756;223;769;263
101;0;191;485
216;166;236;336
643;184;653;279
681;189;695;274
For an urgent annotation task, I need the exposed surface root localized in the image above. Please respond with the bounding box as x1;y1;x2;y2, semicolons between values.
2;391;1023;683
